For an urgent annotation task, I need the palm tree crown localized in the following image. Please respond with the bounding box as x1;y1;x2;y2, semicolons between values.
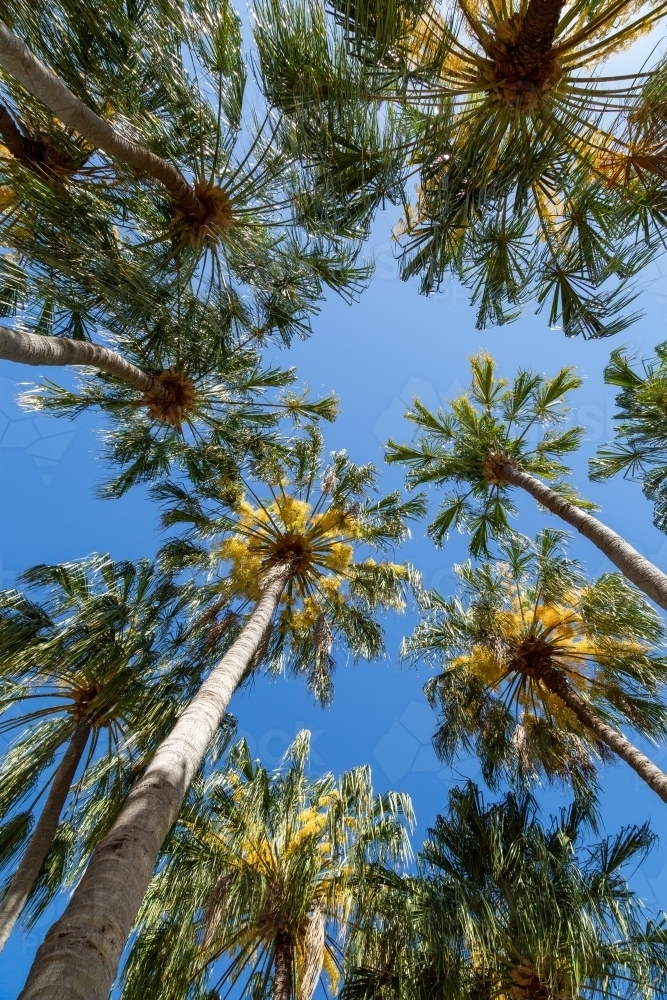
404;530;667;791
591;340;667;532
0;555;189;931
416;783;667;1000
395;0;667;332
255;0;666;335
0;0;364;300
19;280;338;498
159;429;425;704
386;351;588;556
341;783;667;1000
122;730;414;1000
386;351;667;620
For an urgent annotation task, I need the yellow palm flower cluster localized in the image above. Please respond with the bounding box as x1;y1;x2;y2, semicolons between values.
209;778;349;993
453;591;648;728
217;492;363;606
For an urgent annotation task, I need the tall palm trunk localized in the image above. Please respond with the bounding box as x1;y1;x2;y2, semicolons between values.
537;662;667;803
274;930;295;1000
512;0;565;74
0;721;90;951
0;21;203;216
0;326;169;398
18;562;292;1000
497;460;667;613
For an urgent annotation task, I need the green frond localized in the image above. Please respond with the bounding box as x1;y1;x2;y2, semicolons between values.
405;528;667;792
386;353;590;553
122;730;413;1000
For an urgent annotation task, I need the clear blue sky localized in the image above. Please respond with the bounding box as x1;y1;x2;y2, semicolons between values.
3;226;667;993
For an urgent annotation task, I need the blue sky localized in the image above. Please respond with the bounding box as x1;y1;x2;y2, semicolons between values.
3;225;667;992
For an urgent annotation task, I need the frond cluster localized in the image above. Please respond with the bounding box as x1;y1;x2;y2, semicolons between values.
403;530;667;790
386;351;590;555
157;429;423;704
591;341;667;534
121;730;414;1000
341;784;667;1000
255;0;667;335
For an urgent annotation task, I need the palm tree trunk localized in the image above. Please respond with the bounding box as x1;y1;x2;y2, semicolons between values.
0;326;169;398
512;0;565;75
274;931;295;1000
0;722;90;951
0;21;203;216
537;663;667;803
18;561;292;1000
499;461;667;613
298;905;325;1000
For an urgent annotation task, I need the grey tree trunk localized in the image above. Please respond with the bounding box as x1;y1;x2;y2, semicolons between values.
0;21;202;215
0;722;90;951
501;462;667;612
18;562;291;1000
0;326;168;398
538;663;667;803
512;0;565;74
273;931;295;1000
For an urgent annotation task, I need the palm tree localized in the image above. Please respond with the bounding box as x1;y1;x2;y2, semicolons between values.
0;0;367;498
13;279;338;499
120;730;413;1000
341;783;667;1000
0;1;367;301
18;430;424;1000
255;0;667;336
415;783;667;1000
0;554;192;950
590;340;667;534
403;529;667;801
386;351;667;613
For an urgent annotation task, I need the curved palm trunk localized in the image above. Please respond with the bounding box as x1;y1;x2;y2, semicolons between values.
0;21;202;216
499;461;667;613
274;931;295;1000
0;326;168;398
0;722;90;951
512;0;565;74
538;663;667;803
18;562;291;1000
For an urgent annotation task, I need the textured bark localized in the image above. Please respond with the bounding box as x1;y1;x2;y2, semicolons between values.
538;663;667;803
0;722;90;951
0;21;202;214
512;0;565;75
0;326;168;398
499;462;667;613
298;905;325;1000
18;562;291;1000
274;931;295;1000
